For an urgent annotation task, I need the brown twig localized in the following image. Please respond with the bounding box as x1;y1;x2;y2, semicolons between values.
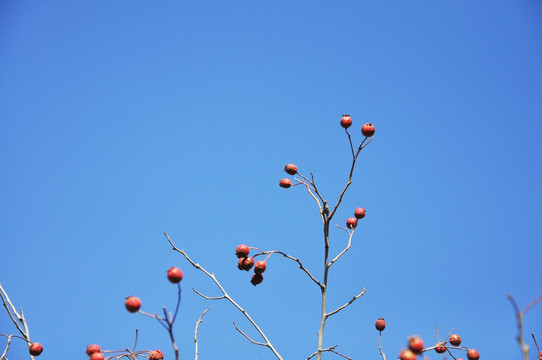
250;248;322;288
328;225;355;266
233;322;267;346
194;307;212;360
326;288;366;318
378;331;387;360
0;283;35;360
508;293;542;360
165;232;283;360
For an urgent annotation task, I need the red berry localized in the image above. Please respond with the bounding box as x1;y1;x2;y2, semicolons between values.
467;349;479;360
284;164;298;175
375;318;386;331
29;342;43;356
125;296;141;313
361;123;375;137
340;114;352;129
538;351;542;360
251;273;264;286
435;343;447;353
399;349;417;360
254;260;267;274
149;349;164;360
90;353;105;360
346;217;358;229
449;334;461;346
354;207;366;219
238;257;254;271
408;336;424;354
86;344;101;356
279;178;292;188
167;266;184;283
235;244;250;258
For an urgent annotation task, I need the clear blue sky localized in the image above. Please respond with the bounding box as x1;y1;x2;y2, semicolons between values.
1;1;541;359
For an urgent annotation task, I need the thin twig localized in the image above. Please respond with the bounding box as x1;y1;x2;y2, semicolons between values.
250;249;322;288
328;226;355;266
378;331;387;360
233;322;267;346
194;307;212;360
193;289;226;300
306;345;352;360
165;232;283;360
326;288;366;318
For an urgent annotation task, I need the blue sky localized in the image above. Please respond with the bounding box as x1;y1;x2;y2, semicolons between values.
1;1;541;359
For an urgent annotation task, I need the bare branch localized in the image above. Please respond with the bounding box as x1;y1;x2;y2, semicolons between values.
233;322;267;346
307;345;351;360
252;249;322;288
0;284;26;338
522;294;542;315
328;226;355;267
194;307;212;360
193;289;226;300
165;232;283;360
326;288;366;318
378;331;387;360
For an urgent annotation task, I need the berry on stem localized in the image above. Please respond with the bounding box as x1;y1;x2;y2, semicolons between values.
254;260;267;274
408;336;424;354
167;266;183;283
86;344;101;356
149;349;164;360
375;318;386;331
467;349;480;360
29;342;43;356
124;296;141;313
340;114;352;129
399;349;417;360
435;343;446;353
361;123;375;137
251;273;264;286
235;244;250;258
284;164;298;175
238;257;254;271
346;217;358;229
449;334;461;346
354;207;366;219
279;178;292;188
90;353;105;360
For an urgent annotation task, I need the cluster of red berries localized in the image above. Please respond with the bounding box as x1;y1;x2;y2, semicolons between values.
124;266;183;313
346;207;366;229
279;163;297;188
29;342;43;356
389;332;479;360
85;345;163;360
86;345;104;360
340;114;376;137
236;244;267;286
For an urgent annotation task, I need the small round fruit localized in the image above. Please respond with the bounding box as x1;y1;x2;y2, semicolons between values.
449;334;461;346
346;217;358;229
254;260;267;274
467;349;480;360
167;266;184;283
251;273;264;286
284;164;298;175
538;351;542;360
29;342;43;356
361;123;375;137
90;353;105;360
408;336;424;354
238;257;254;271
354;207;366;219
149;349;164;360
340;114;352;129
235;244;250;258
86;344;101;356
279;178;292;188
375;318;386;331
435;343;446;353
399;349;417;360
125;296;141;313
